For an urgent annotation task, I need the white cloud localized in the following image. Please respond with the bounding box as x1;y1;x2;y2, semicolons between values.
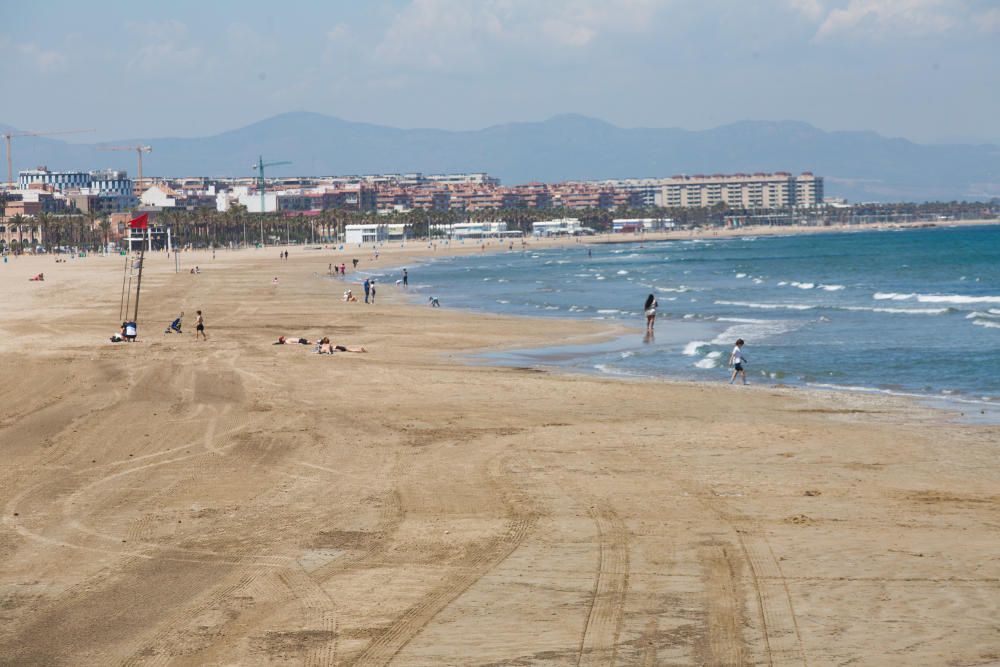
372;0;669;70
815;0;960;40
975;7;1000;33
0;37;68;73
125;20;203;71
785;0;826;21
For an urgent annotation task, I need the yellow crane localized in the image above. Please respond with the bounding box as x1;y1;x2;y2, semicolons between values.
98;145;152;194
2;128;94;186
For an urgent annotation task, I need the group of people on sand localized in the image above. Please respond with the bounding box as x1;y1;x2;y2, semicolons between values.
273;336;366;354
644;292;749;385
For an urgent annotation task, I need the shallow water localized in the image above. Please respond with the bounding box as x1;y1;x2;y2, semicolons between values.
401;226;1000;410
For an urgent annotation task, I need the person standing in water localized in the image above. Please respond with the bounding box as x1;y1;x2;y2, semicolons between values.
402;268;408;287
644;293;658;332
729;338;748;385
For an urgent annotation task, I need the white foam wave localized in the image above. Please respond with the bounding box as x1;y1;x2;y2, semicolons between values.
966;311;1000;319
972;319;1000;329
715;300;814;311
712;320;799;345
683;341;710;356
842;306;950;315
820;284;845;291
791;281;815;289
873;292;915;300
875;292;1000;305
695;352;723;369
735;273;747;278
597;309;620;314
616;270;629;275
717;317;770;323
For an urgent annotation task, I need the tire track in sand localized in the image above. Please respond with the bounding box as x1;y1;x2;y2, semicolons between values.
349;455;537;667
577;507;630;667
279;567;339;667
699;543;746;667
737;530;807;667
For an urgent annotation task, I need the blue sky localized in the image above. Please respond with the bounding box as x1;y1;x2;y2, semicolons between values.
2;0;998;144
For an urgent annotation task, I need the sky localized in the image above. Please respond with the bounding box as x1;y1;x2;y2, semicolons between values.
2;0;998;144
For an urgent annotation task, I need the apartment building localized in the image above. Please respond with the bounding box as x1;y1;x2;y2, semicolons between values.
659;172;822;209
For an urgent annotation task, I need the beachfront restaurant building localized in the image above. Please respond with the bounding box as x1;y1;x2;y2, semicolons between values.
532;218;584;236
345;223;390;244
612;217;676;233
430;221;511;239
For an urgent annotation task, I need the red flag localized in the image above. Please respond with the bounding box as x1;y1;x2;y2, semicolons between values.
129;213;149;230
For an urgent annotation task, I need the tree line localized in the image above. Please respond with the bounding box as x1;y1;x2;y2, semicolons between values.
1;199;996;254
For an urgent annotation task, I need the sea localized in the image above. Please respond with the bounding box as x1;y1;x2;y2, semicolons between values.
370;225;1000;416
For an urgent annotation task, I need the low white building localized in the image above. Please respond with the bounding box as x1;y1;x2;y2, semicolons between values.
611;217;675;233
430;221;508;238
533;218;583;236
345;223;389;244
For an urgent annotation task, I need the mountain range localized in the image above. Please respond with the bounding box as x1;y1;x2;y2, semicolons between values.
3;112;998;202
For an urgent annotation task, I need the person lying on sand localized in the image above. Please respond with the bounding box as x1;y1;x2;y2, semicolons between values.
29;273;44;281
274;336;310;345
315;337;367;354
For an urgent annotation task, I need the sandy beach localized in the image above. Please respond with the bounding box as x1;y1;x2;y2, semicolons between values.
1;239;998;666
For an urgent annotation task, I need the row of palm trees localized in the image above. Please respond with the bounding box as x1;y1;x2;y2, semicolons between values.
3;199;994;254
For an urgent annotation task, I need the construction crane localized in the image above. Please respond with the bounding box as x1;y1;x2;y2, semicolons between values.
251;156;292;246
98;145;152;194
2;128;94;186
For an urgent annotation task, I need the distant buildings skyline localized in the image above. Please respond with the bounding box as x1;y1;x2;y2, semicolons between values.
3;168;825;221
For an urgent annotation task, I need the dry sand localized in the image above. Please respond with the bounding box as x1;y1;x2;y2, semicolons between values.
0;241;998;666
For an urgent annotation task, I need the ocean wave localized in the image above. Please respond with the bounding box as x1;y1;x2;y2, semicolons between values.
717;317;771;323
715;300;815;310
972;319;1000;329
966;311;1000;319
683;341;710;356
597;309;620;314
617;270;629;275
875;292;1000;304
842;306;951;315
735;273;747;278
712;319;801;345
820;284;845;291
695;351;723;369
791;281;815;289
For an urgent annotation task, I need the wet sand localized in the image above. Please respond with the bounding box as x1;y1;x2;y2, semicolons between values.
0;244;997;666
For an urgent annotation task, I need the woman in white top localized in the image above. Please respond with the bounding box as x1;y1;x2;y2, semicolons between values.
644;293;658;332
729;338;747;385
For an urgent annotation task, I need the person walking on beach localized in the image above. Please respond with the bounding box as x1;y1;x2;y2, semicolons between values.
729;338;747;385
402;268;408;287
644;293;658;332
363;278;371;303
370;279;377;304
340;262;346;276
195;310;207;341
352;258;359;269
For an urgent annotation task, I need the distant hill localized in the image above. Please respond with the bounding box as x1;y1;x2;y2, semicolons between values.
3;112;998;202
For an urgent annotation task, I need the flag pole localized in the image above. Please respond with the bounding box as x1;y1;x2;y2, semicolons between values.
132;226;147;323
119;252;129;321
